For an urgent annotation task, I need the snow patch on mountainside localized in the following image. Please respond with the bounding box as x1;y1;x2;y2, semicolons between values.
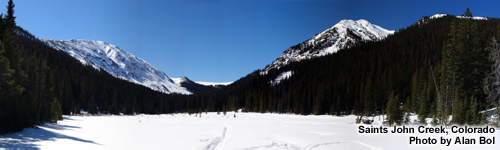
430;14;447;19
429;13;487;20
270;71;292;86
456;15;487;20
262;19;394;74
40;39;191;95
195;81;233;86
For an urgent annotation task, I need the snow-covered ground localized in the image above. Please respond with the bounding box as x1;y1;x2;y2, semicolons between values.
1;112;499;150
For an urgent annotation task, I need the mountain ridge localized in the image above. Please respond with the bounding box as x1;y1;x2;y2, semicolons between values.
40;39;193;95
262;19;394;74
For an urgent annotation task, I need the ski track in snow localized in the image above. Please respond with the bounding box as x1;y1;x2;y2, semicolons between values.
247;142;299;149
203;122;232;150
304;141;349;150
303;141;381;150
354;141;382;150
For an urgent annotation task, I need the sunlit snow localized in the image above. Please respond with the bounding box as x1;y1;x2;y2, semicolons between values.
1;113;498;149
270;70;292;85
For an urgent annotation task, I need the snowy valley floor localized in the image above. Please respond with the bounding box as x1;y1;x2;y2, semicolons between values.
1;112;499;150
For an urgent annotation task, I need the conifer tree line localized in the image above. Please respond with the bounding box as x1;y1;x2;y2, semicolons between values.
0;0;63;134
3;1;500;135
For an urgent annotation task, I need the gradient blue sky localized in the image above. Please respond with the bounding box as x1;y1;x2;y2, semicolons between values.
9;0;500;82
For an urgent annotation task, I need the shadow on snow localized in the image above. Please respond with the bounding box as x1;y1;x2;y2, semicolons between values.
43;123;80;131
0;123;100;149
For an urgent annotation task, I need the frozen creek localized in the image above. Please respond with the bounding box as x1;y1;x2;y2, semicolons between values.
1;112;499;150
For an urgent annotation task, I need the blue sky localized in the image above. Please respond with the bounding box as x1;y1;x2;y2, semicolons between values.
9;0;500;82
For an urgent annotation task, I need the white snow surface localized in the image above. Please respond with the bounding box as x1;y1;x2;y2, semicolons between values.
1;113;498;150
262;19;394;74
271;70;292;85
195;81;234;86
40;39;191;95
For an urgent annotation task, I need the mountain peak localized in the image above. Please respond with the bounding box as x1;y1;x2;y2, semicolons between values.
40;39;192;95
263;19;394;74
172;76;195;85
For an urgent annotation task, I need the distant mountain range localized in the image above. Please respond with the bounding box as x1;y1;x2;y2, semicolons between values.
41;19;393;93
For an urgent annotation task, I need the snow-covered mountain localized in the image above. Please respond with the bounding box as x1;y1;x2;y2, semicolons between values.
262;19;394;73
40;39;192;95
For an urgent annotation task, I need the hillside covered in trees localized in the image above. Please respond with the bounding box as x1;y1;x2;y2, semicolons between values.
196;9;500;127
0;0;187;134
1;0;500;134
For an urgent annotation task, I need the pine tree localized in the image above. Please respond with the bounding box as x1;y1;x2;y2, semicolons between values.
314;86;324;115
456;8;487;99
133;97;140;114
0;40;13;133
480;105;489;125
329;101;336;115
37;58;49;123
2;0;23;96
223;104;227;116
110;89;119;114
0;40;13;95
5;0;15;28
440;8;488;125
418;80;431;124
259;93;265;113
0;36;13;130
466;96;478;124
46;71;62;121
364;74;375;116
386;92;403;126
484;36;500;104
404;112;411;124
0;0;23;132
431;114;439;126
453;90;465;124
494;105;500;127
441;17;460;122
88;94;97;114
